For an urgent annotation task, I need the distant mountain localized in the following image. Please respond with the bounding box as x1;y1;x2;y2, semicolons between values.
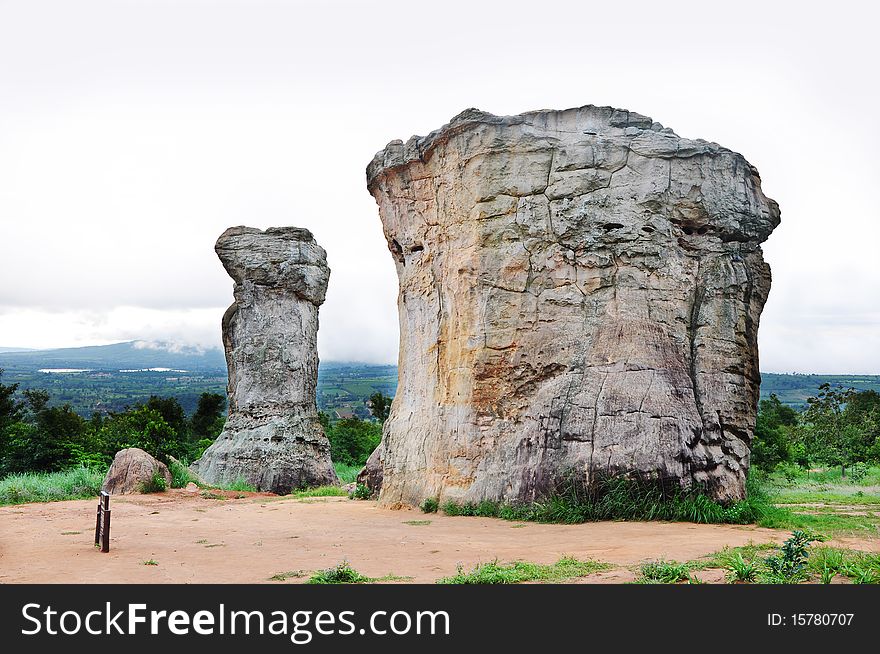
0;341;226;372
0;347;35;353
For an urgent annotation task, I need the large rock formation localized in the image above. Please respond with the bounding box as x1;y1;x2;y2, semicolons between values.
366;105;779;505
192;226;337;493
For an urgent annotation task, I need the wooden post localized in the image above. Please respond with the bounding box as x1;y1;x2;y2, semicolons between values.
95;491;111;552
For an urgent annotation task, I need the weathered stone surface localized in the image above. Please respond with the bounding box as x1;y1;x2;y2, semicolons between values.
366;105;779;504
102;447;172;494
191;226;338;493
357;443;384;492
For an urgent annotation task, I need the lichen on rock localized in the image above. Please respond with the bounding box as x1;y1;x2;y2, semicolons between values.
191;226;337;493
366;105;779;505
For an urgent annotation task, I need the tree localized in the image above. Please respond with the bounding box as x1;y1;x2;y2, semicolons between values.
368;392;392;423
799;384;872;476
191;392;226;439
99;406;179;463
751;394;798;470
0;369;24;433
325;417;382;467
145;396;188;438
1;390;91;473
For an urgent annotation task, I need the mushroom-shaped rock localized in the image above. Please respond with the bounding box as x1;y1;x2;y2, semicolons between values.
191;226;338;493
366;105;779;505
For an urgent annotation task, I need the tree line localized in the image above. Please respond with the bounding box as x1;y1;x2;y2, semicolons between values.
752;384;880;477
0;370;393;476
0;368;226;476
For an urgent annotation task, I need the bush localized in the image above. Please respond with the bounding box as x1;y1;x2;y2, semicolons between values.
349;483;372;500
140;469;167;493
849;462;868;483
420;497;439;513
761;530;818;583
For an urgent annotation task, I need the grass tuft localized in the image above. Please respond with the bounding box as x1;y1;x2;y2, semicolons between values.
139;470;167;494
307;560;370;584
169;459;203;489
268;570;306;581
636;560;692;584
437;557;611;584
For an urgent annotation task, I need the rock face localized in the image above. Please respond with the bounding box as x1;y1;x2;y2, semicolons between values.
191;226;337;493
366;105;779;505
102;448;172;494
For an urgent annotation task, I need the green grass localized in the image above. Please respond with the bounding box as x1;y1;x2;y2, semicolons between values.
437;557;611;584
334;462;361;484
215;478;257;492
169;458;204;489
268;570;306;581
807;547;880;584
0;466;105;505
291;485;349;498
635;560;692;584
688;542;778;570
403;520;432;526
307;560;371;584
143;559;158;566
304;561;415;584
437;474;774;526
139;469;167;493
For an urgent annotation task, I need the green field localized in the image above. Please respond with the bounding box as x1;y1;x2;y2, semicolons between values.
760;373;880;408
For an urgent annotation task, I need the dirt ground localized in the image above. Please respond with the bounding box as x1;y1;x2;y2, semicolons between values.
2;489;877;584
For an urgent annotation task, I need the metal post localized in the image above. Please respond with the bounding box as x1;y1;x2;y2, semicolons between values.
96;491;111;552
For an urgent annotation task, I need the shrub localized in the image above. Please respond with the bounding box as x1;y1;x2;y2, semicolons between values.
761;530;817;583
349;483;372;500
849;462;868;483
140;469;167;493
420;497;439;513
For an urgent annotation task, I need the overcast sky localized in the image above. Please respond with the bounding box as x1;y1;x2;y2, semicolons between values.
0;0;877;373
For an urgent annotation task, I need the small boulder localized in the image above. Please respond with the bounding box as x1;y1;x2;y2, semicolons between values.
102;448;172;495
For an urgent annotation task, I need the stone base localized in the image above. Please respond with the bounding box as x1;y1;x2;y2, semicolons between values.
192;415;338;494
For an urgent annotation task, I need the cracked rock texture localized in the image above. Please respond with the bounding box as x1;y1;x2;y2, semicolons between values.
366;105;779;505
192;226;337;493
